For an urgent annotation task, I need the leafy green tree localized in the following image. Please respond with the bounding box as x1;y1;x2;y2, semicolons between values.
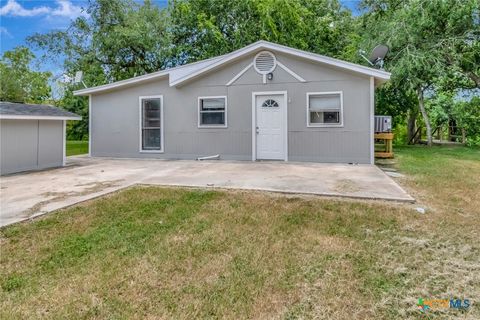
360;0;479;146
453;96;480;146
0;47;51;103
56;89;89;140
169;0;356;63
29;0;171;84
425;92;455;129
374;84;419;144
30;0;356;82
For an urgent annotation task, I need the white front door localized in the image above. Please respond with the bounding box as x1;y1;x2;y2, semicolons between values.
255;94;286;160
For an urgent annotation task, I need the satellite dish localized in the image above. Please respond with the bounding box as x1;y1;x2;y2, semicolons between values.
369;45;389;66
358;44;389;69
73;71;87;88
74;71;83;83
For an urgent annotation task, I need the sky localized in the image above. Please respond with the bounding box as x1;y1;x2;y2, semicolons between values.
1;1;88;52
0;0;361;76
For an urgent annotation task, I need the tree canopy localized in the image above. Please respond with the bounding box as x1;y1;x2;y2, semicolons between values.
0;47;51;104
360;0;479;145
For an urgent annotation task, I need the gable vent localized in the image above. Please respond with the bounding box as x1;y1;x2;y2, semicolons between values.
254;51;276;74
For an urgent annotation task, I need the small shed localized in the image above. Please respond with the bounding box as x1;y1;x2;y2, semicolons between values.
0;102;81;175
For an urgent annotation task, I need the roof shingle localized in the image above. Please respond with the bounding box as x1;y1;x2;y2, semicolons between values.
0;102;81;120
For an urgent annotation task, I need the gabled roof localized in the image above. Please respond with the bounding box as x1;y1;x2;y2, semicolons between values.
0;101;82;120
74;40;391;96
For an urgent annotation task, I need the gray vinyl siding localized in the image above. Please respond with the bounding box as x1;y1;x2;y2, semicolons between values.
0;119;63;175
90;50;372;163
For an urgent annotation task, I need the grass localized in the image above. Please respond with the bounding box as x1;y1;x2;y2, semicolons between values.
1;145;479;319
66;140;88;156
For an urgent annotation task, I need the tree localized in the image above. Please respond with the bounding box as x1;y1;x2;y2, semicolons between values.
30;0;356;80
360;0;479;146
0;47;51;103
56;88;89;140
169;0;356;63
443;3;480;89
29;0;172;84
374;84;418;143
453;96;480;146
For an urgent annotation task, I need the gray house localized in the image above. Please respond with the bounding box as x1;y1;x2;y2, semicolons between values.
74;41;390;164
0;102;81;175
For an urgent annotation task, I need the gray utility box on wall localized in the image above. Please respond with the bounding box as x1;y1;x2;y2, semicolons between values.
374;116;392;133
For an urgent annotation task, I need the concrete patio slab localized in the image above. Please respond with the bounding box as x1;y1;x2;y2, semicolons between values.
0;156;414;227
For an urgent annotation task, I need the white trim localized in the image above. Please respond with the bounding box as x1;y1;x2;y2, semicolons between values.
73;41;390;95
138;95;164;153
370;77;375;164
0;115;81;120
88;95;91;157
62;120;66;166
253;51;277;74
251;91;288;161
306;91;344;128
170;41;390;86
226;62;253;86
74;72;169;96
197;96;228;128
276;61;306;82
73;55;225;96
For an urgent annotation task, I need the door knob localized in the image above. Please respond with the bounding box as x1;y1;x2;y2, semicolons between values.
256;126;259;134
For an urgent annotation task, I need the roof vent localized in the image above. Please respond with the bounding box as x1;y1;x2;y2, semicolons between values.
254;51;276;74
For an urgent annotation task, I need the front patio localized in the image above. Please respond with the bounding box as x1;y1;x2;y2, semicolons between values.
0;156;413;227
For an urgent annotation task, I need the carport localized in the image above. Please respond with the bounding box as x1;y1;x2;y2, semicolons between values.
0;101;81;175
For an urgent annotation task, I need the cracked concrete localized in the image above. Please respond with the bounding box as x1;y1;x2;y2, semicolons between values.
0;155;414;227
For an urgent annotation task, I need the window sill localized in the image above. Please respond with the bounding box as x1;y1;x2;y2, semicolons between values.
307;124;344;128
198;126;228;129
140;150;164;153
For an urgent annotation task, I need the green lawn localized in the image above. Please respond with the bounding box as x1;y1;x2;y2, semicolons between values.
1;146;478;319
66;140;88;156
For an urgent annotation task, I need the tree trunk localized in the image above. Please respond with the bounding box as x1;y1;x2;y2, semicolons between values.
407;108;418;144
417;87;432;146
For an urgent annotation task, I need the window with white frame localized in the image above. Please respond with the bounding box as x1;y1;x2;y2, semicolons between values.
140;96;163;151
198;96;227;127
307;92;343;126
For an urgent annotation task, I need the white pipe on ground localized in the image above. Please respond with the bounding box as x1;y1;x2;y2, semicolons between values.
197;154;220;161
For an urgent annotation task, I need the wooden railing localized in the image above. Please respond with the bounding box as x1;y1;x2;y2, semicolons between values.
408;125;465;145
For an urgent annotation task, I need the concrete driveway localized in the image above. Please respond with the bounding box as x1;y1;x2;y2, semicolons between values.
0;156;413;227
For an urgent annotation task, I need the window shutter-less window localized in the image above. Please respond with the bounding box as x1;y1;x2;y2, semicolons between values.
199;97;227;127
141;97;162;151
308;93;342;126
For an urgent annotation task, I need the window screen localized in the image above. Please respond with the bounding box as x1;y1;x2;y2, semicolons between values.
141;98;162;150
199;97;226;126
308;93;342;125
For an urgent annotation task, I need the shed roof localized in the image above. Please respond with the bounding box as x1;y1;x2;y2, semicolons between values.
0;102;81;120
